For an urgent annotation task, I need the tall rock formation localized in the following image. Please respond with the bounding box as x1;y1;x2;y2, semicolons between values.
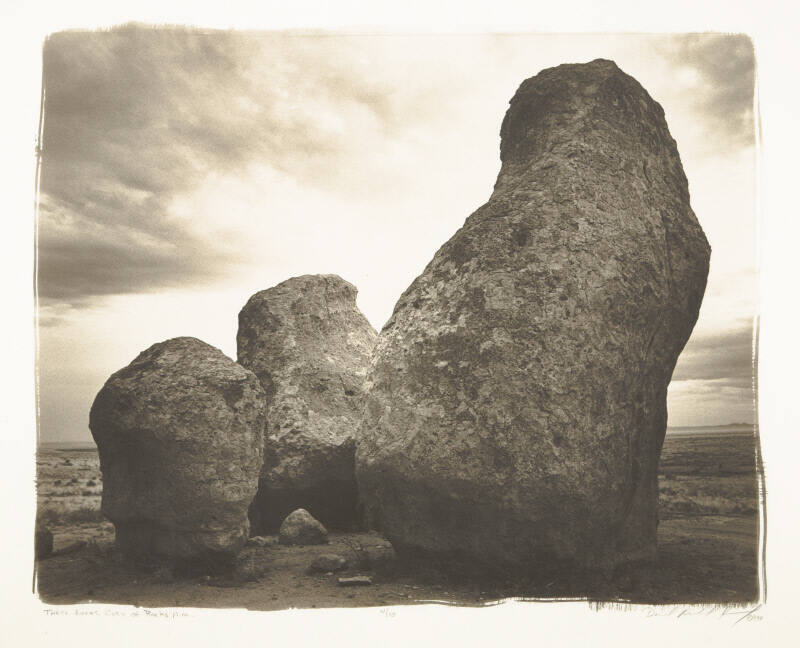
237;274;377;533
89;337;266;566
356;59;710;574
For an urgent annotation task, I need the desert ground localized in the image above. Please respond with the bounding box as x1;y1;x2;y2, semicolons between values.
34;425;761;609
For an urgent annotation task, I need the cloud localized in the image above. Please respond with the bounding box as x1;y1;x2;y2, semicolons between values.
659;33;755;152
666;378;756;426
38;27;454;307
39;30;756;310
39;28;251;304
673;323;755;384
666;323;757;425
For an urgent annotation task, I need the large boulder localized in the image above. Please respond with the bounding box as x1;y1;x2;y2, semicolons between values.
89;337;266;566
237;274;377;533
356;59;710;575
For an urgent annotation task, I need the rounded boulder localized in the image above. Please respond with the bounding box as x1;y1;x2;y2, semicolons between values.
89;337;266;566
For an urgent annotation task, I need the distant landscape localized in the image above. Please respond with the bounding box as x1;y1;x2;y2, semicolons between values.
37;422;760;452
666;423;757;435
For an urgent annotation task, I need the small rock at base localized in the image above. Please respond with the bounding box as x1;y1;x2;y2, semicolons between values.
247;535;277;548
337;575;372;586
345;537;396;574
308;553;347;573
363;540;396;574
278;508;328;545
52;540;87;556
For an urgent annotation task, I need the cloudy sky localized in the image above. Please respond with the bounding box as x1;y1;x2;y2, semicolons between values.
36;29;757;442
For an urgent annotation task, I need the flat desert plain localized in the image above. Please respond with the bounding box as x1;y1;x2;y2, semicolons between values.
34;425;761;608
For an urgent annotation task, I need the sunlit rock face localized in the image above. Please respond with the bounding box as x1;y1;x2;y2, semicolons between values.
89;337;266;566
237;275;377;534
356;59;711;575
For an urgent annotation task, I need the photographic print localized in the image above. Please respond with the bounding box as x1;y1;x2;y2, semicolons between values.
32;28;761;610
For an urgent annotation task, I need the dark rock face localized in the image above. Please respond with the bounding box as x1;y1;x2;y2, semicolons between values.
237;275;377;533
35;527;53;560
89;337;266;566
278;508;328;545
356;59;711;574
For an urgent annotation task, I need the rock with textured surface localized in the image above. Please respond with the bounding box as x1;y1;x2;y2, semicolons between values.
356;59;710;574
89;337;266;565
237;274;377;533
308;553;348;573
278;508;328;545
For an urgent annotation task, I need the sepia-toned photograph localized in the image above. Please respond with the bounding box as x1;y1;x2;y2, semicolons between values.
31;27;763;612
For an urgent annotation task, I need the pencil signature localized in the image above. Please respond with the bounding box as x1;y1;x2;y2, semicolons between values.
642;603;762;625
